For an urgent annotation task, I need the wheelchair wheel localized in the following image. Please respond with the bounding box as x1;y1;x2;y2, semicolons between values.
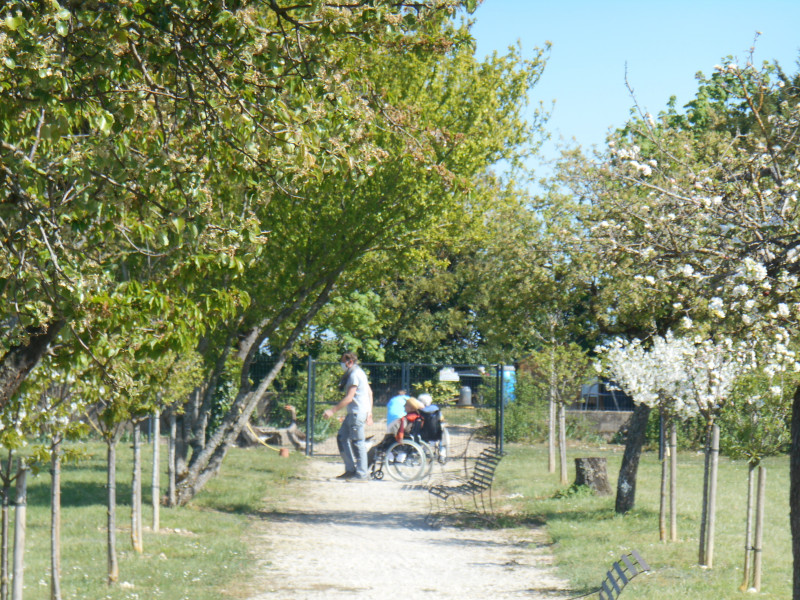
415;439;436;478
384;440;428;481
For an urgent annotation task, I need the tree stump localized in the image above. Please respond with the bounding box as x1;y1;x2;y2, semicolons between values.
575;457;612;495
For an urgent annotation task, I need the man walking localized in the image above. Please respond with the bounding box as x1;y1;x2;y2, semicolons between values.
323;352;373;481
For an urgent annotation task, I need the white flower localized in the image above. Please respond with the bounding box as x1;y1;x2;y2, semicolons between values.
743;258;768;281
770;386;782;397
708;297;726;318
733;284;749;296
778;303;790;318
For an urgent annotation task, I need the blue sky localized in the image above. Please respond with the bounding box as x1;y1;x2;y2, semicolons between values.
470;0;800;170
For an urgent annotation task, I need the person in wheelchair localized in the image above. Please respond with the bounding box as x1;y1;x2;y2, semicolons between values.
415;393;448;463
368;397;424;468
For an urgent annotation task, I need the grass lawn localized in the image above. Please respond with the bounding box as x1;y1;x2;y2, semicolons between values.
16;440;301;600
495;442;791;600
17;436;791;599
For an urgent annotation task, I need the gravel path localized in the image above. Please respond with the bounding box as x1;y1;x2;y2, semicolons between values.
243;458;572;600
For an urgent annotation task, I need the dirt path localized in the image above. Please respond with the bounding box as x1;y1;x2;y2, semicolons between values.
242;458;572;600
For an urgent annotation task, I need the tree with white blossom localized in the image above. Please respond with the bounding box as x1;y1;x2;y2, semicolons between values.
598;331;694;540
599;331;755;565
682;337;756;567
567;50;800;594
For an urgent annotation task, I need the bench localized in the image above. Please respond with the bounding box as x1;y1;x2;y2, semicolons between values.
597;550;651;600
427;446;503;523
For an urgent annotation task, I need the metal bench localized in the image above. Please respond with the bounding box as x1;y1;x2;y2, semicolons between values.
597;550;650;600
427;446;503;523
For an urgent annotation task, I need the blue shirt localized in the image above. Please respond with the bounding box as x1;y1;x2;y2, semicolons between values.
385;394;409;429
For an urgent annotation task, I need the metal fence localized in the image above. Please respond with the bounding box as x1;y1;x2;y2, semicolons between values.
247;358;512;459
304;360;510;458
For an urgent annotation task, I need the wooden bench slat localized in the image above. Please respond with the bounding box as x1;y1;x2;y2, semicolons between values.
620;554;638;575
631;549;651;572
613;561;629;585
607;570;622;594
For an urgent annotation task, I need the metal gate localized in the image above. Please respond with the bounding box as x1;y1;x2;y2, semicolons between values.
303;360;511;459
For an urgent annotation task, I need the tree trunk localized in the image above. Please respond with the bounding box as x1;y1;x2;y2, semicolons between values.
669;422;677;542
0;320;65;411
548;343;557;474
793;385;800;599
152;410;160;533
11;463;27;600
168;410;177;507
548;395;556;474
659;440;668;541
740;462;756;591
705;423;720;567
175;281;335;505
131;423;143;553
752;465;766;592
107;436;119;584
2;453;13;600
615;402;651;514
698;422;712;565
558;402;568;485
50;438;62;600
175;411;189;479
0;489;6;600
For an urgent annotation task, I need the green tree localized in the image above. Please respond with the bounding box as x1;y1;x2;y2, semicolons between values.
173;17;550;504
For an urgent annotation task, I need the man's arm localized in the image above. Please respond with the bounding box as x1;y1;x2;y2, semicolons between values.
323;385;357;419
366;385;374;425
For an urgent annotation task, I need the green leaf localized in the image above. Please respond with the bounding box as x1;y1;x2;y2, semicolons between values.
5;15;24;31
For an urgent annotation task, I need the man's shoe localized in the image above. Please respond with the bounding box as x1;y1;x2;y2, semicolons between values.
335;472;356;480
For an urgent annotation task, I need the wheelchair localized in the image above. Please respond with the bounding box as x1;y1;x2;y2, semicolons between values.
369;423;449;482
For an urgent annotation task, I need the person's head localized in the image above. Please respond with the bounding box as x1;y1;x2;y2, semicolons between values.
418;393;433;407
340;352;358;371
405;398;424;414
397;389;407;396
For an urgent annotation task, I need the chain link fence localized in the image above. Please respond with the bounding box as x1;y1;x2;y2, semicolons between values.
249;358;512;460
